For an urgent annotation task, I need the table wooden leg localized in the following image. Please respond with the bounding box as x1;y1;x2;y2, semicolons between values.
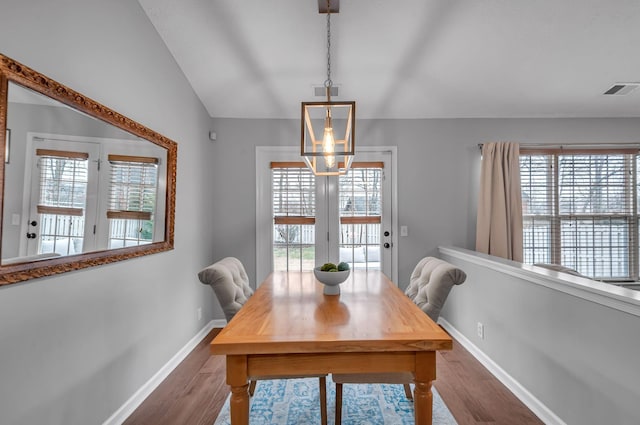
227;355;249;425
414;380;433;425
414;351;436;425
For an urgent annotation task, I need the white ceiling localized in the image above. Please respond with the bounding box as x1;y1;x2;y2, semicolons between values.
139;0;640;120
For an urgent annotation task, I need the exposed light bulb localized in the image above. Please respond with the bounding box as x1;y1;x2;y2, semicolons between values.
323;116;335;168
325;154;336;168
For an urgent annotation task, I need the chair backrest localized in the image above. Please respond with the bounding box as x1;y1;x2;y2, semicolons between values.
198;257;254;322
404;257;466;322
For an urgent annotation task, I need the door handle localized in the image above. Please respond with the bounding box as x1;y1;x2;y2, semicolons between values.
384;242;390;249
26;233;37;239
30;220;38;227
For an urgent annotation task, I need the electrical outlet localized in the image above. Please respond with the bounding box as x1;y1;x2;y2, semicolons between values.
197;307;202;321
477;322;484;340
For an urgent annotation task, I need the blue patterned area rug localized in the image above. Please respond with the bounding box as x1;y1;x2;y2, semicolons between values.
213;377;457;425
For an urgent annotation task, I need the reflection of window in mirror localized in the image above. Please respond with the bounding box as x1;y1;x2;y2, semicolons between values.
13;136;166;261
0;53;176;285
107;155;159;249
2;80;167;265
33;145;96;257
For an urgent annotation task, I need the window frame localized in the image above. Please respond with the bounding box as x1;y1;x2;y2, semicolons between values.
520;147;640;281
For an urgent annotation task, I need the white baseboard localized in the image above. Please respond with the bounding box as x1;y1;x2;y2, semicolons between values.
103;319;225;425
438;318;566;425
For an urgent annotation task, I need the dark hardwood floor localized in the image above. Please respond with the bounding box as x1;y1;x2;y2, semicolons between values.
124;328;543;425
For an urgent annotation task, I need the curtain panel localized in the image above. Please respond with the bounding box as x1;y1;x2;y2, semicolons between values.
476;142;523;262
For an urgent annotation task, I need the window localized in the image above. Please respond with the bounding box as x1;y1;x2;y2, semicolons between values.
107;155;159;248
520;149;638;280
271;162;316;271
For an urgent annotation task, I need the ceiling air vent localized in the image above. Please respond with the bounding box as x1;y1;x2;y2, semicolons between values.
314;85;339;97
603;83;640;95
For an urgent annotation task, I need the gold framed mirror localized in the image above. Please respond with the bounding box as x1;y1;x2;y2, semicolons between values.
0;53;177;285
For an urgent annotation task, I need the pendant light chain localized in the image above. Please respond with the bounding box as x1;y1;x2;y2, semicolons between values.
325;0;332;91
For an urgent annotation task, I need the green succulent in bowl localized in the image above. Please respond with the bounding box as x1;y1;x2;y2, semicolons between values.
337;262;350;271
320;262;337;271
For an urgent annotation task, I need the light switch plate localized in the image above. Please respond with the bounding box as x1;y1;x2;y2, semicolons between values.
400;225;408;237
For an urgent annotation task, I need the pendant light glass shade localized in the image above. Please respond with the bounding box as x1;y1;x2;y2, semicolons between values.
301;100;355;176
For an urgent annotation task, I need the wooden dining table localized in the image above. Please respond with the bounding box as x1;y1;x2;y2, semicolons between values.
210;270;452;425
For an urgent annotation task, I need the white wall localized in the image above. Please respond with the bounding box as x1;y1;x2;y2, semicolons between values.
210;117;640;288
0;1;219;424
439;247;640;425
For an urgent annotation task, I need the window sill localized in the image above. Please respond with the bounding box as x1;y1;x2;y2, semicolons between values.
439;246;640;318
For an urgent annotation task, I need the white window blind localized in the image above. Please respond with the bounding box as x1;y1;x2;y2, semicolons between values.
107;155;158;248
271;162;316;271
107;155;158;220
520;149;639;280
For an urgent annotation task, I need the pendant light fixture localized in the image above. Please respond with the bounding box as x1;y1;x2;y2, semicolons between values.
301;0;355;176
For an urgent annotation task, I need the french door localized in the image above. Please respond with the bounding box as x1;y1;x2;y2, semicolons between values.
256;147;396;284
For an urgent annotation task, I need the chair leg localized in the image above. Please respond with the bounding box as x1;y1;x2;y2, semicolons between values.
403;383;413;400
319;377;327;425
248;380;257;396
335;383;343;425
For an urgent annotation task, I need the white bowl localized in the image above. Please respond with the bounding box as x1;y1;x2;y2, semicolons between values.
314;267;350;295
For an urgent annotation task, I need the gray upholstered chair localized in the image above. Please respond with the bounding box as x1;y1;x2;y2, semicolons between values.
332;256;466;425
198;257;327;425
404;256;467;322
197;257;254;323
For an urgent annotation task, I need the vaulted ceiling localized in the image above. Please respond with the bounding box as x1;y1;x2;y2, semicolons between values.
139;0;640;119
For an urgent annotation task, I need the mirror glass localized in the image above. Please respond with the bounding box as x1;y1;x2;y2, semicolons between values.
0;54;176;285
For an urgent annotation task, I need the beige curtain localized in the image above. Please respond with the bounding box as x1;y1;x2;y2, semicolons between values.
476;142;523;262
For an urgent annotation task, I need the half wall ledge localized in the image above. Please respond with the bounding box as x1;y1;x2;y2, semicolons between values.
438;246;640;318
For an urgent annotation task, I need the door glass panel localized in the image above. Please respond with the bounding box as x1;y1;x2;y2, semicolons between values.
36;154;89;256
273;225;315;271
271;164;316;271
338;166;383;270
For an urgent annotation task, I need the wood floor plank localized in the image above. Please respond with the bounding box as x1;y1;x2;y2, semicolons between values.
124;328;544;425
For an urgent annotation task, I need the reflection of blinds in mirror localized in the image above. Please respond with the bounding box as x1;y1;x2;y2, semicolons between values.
36;149;89;212
107;155;158;220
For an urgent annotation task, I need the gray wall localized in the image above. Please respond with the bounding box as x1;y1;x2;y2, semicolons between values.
210;117;640;288
0;1;219;424
2;1;640;424
440;249;640;425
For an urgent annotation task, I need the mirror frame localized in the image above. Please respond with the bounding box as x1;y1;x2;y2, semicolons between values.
0;53;177;286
